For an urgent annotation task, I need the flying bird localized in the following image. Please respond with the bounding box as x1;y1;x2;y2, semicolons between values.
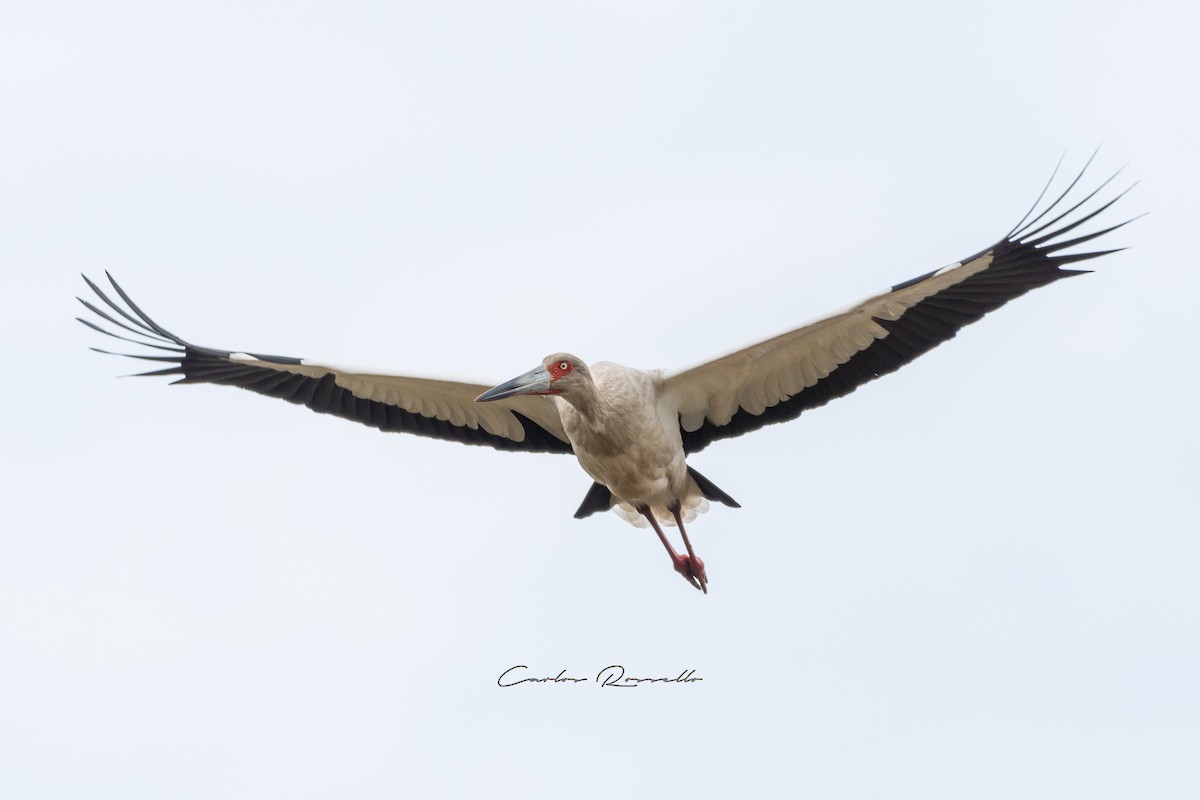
78;157;1135;594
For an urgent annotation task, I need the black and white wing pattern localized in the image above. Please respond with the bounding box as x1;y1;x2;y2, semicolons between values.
78;274;573;454
664;158;1137;454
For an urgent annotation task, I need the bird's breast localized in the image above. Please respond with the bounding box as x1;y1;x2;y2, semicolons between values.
558;367;686;505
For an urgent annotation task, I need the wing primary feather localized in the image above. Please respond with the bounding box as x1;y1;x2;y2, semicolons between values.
76;317;184;352
176;366;261;384
266;373;311;401
1009;147;1100;240
255;372;306;397
1047;249;1125;266
80;274;160;338
1005;149;1065;239
1013;166;1126;242
133;366;187;377
76;293;168;343
88;347;184;362
1023;183;1138;249
1036;217;1140;255
103;271;195;347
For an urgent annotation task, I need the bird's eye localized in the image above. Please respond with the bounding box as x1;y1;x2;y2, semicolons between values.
559;361;570;371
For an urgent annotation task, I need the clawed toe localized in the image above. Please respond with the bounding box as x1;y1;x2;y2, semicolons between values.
673;554;708;593
688;555;708;594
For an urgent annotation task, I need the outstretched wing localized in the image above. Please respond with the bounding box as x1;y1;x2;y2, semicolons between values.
78;274;573;454
663;155;1138;454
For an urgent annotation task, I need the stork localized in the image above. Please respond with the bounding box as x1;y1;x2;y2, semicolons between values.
78;158;1135;593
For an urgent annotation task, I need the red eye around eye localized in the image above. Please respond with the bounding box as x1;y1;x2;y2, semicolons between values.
548;361;574;380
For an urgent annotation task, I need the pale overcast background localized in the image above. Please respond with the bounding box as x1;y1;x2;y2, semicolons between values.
2;1;1198;797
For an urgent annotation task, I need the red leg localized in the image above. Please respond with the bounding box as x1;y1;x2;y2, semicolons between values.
639;506;702;592
671;504;708;594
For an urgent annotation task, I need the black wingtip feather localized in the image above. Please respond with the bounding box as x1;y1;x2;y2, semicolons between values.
1009;148;1100;241
1016;167;1127;244
1048;248;1127;266
1005;150;1066;239
104;272;192;346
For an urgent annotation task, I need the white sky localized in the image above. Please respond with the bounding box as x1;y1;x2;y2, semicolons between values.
3;1;1198;797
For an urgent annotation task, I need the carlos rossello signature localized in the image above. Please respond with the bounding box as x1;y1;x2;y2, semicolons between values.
497;665;702;688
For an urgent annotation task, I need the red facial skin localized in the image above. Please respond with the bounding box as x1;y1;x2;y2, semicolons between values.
547;360;574;380
531;360;574;395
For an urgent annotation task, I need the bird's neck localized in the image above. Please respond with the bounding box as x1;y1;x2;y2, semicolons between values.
560;379;605;422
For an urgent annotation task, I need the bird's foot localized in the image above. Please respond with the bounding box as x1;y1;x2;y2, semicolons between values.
673;554;708;594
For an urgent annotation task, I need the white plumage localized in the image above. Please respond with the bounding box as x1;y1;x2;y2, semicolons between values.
78;156;1135;593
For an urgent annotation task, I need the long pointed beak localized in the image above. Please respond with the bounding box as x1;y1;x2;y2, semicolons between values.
475;364;553;402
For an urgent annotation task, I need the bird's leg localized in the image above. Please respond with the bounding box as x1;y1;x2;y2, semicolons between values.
671;502;708;594
638;505;702;592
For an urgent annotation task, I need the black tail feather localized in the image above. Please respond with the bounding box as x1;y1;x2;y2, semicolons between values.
687;466;740;508
573;482;614;519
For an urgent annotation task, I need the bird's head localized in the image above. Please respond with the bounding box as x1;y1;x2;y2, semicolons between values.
475;353;590;402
